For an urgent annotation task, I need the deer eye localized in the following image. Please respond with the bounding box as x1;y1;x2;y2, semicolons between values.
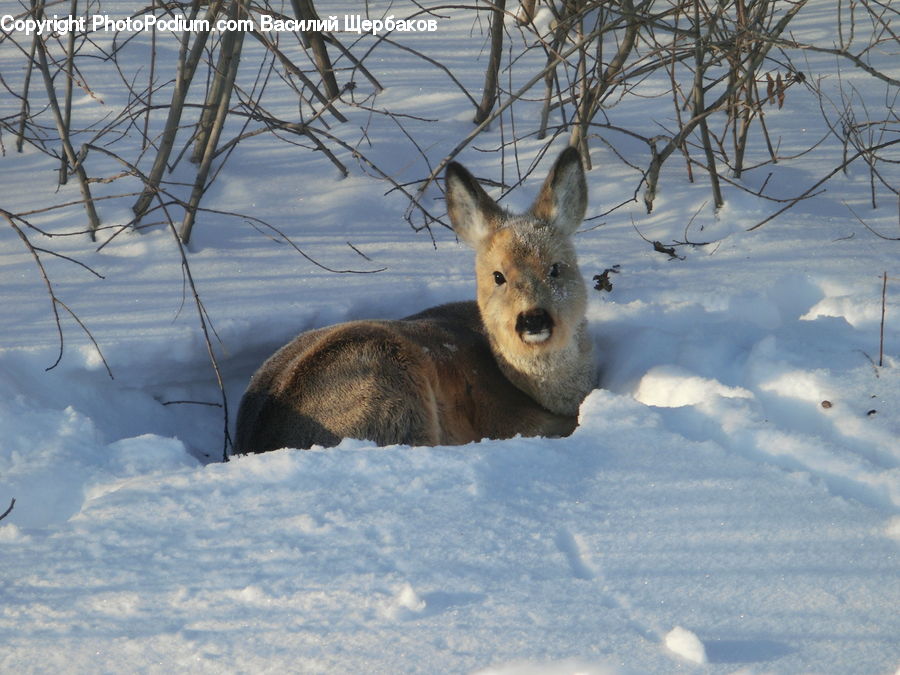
493;271;506;286
549;263;560;278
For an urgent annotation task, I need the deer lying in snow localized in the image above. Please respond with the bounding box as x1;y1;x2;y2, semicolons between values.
235;147;594;452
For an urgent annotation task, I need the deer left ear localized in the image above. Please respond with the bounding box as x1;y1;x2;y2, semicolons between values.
530;147;587;235
445;161;503;248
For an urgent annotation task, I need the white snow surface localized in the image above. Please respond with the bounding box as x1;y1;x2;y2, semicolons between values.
2;2;899;673
665;626;708;665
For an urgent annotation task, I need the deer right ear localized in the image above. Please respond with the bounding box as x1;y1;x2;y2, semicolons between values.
530;146;587;235
445;161;502;247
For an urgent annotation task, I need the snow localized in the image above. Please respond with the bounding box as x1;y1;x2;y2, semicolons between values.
1;1;899;673
665;627;708;665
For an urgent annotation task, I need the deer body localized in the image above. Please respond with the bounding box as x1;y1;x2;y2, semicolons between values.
235;148;594;453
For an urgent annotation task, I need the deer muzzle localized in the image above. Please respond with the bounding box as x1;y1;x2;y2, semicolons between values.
516;308;554;344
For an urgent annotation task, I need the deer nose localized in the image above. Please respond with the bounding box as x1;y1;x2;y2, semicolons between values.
516;309;554;343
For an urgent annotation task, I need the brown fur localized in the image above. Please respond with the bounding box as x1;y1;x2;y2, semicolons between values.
235;148;594;453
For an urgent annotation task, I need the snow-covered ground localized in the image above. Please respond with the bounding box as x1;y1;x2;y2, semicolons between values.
1;1;899;673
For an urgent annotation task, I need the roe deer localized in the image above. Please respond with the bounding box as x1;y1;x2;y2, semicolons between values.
235;147;594;453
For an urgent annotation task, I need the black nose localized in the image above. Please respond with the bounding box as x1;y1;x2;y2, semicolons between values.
516;309;554;335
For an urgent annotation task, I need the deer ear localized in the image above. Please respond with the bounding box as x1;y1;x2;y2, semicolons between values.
530;147;587;235
445;161;503;247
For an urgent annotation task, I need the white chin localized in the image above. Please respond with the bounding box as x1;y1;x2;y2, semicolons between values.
522;330;551;344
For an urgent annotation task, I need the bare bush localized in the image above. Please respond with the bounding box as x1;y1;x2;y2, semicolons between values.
407;0;897;228
5;1;895;240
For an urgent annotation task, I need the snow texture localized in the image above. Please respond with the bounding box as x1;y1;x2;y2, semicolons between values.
665;627;708;665
1;1;899;673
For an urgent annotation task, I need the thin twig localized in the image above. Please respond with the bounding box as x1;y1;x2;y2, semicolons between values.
2;209;112;377
748;137;900;230
0;498;14;523
34;30;102;238
879;271;887;367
